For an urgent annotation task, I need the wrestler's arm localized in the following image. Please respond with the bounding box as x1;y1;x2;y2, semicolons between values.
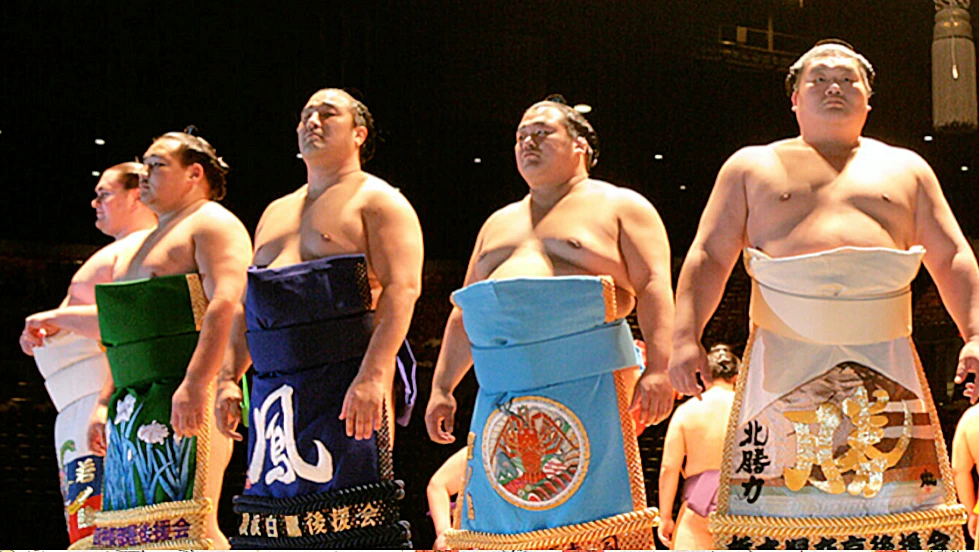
657;406;687;547
20;243;120;350
171;209;252;438
670;150;750;397
618;189;675;426
911;154;979;401
341;188;423;440
425;224;488;444
428;447;468;548
952;406;979;538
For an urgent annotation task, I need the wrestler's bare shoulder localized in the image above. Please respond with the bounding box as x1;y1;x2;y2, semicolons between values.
65;230;153;304
188;201;249;237
357;173;416;213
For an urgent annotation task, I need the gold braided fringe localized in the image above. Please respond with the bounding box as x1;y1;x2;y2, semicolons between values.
120;537;212;550
193;380;215;502
444;507;658;550
711;503;967;541
68;535;94;550
716;326;755;514
185;274;208;331
599;275;617;323
613;368;648;512
908;336;960;506
94;497;212;527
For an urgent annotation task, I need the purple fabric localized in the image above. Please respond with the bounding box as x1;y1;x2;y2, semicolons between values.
682;469;719;517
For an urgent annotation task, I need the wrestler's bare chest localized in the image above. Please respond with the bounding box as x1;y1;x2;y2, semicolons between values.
254;186;368;268
121;219;199;281
475;200;636;312
745;147;917;255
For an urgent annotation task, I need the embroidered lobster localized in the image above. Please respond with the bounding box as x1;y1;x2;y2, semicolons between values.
498;405;569;484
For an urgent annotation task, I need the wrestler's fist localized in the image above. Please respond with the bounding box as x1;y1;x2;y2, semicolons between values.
340;374;386;440
215;378;244;441
669;338;709;399
434;532;450;551
21;310;61;353
425;389;457;444
657;515;674;548
87;402;108;456
631;370;675;427
956;339;979;404
171;376;207;438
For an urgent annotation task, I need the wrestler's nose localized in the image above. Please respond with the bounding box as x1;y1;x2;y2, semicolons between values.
91;197;99;208
826;81;843;94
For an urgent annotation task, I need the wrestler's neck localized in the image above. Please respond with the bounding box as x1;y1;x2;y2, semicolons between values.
798;117;864;159
527;172;589;210
305;155;363;197
705;379;735;392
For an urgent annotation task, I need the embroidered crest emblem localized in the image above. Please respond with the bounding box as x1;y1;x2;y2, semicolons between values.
482;396;588;510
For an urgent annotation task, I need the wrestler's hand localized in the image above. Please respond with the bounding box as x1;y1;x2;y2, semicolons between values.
171;376;207;438
656;515;674;548
340;374;386;440
21;311;61;353
631;370;675;426
969;512;977;540
955;339;979;404
669;338;709;399
215;378;244;441
426;388;457;444
87;402;108;456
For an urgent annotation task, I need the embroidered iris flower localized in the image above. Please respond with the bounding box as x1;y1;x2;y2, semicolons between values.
114;393;137;425
136;421;170;445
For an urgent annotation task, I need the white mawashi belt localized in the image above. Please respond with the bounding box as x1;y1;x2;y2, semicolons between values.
749;279;912;345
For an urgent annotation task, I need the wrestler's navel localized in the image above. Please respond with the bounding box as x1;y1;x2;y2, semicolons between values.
567;238;582;249
320;232;332;242
780;192;791;201
882;193;891;202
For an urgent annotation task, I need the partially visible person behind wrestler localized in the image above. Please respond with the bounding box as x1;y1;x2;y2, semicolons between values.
424;96;674;549
670;39;979;549
214;88;422;549
657;343;740;550
87;130;252;549
427;448;466;551
19;162;155;548
952;401;979;542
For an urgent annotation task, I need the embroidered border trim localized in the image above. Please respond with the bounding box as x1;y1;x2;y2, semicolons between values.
613;368;648;512
232;480;406;541
444;506;659;550
230;519;411;549
67;535;94;550
92;497;211;549
710;504;966;549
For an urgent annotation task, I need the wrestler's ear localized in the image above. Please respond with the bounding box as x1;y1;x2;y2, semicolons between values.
187;162;204;182
791;90;799;111
352;125;368;148
572;135;589;155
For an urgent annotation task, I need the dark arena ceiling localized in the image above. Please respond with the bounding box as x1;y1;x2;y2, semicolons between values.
3;0;978;258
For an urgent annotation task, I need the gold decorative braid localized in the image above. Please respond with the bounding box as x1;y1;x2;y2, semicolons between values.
443;507;659;550
68;535;94;550
710;503;967;539
94;498;211;527
376;400;394;481
907;336;960;505
599;275;617;323
122;537;212;550
715;326;756;515
184;274;208;331
613;368;648;512
192;380;215;501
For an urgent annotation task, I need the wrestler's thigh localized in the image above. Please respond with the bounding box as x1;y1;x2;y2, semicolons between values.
673;503;713;551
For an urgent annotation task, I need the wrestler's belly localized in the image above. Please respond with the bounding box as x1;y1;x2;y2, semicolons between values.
749;210;909;258
485;254;636;315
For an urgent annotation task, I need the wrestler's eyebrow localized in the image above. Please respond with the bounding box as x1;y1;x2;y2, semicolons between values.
302;102;340;115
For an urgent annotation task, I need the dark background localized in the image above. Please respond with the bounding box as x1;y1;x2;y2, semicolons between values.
3;0;979;548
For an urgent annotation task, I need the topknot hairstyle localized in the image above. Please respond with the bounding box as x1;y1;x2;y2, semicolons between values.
157;126;230;201
707;343;741;382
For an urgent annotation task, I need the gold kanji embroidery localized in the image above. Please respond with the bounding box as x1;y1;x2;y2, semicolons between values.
330;505;351;532
304;511;327;535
